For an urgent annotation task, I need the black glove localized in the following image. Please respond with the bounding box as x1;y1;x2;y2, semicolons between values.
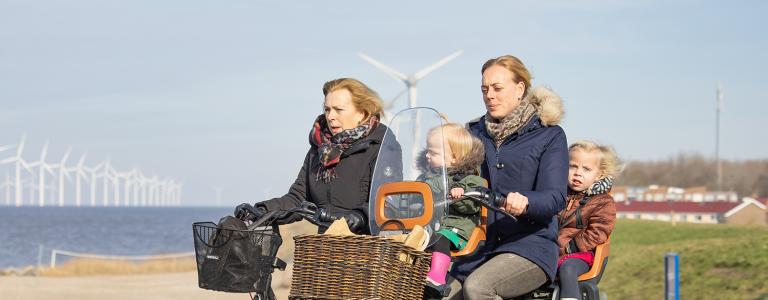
234;203;267;221
343;210;366;233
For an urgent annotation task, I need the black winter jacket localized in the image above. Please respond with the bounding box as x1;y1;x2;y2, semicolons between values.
257;123;392;234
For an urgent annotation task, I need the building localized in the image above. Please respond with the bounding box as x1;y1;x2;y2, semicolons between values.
612;185;739;203
616;198;767;225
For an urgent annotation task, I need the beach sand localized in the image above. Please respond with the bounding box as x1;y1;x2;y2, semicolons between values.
0;270;293;300
0;221;314;300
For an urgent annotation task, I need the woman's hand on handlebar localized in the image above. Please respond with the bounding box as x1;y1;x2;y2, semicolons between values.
503;192;529;216
315;207;365;233
234;203;267;221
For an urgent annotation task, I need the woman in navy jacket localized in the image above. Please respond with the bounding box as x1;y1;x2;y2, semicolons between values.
447;55;568;299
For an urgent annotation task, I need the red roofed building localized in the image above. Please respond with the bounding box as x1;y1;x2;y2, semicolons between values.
616;198;767;225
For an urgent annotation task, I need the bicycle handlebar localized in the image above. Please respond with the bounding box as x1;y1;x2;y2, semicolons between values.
248;201;339;229
462;190;518;222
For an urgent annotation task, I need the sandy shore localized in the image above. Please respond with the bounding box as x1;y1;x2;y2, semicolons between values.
0;269;294;300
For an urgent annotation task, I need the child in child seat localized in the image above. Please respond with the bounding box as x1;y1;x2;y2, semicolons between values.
556;141;622;300
416;123;486;293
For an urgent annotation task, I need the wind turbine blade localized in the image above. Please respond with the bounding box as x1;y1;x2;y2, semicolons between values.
20;159;32;171
0;144;14;152
44;164;56;176
40;140;50;160
60;147;72;165
77;153;87;168
414;50;463;81
358;53;408;82
17;134;26;156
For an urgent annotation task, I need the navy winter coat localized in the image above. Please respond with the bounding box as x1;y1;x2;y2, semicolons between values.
452;87;568;283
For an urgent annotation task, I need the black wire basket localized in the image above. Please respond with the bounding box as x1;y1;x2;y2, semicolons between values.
193;221;282;293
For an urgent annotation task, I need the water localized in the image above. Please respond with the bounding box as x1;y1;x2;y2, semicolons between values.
0;206;232;269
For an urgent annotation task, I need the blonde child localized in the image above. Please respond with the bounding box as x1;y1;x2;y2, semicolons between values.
556;141;622;300
417;123;486;293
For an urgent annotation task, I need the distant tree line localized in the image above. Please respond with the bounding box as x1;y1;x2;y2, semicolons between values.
616;153;768;198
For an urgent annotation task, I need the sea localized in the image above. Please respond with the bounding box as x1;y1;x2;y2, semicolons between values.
0;206;232;269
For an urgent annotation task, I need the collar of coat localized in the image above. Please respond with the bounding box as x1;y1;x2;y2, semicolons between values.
310;123;387;158
467;86;564;140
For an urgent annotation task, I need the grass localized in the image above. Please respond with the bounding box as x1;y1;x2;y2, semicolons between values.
601;219;768;300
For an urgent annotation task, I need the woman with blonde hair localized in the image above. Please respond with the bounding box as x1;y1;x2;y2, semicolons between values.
234;78;390;234
447;55;568;299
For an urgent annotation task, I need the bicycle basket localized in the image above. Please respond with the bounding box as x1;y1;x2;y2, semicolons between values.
289;234;431;300
193;220;282;293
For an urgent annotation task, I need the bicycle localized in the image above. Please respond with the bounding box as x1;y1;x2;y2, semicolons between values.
192;202;336;300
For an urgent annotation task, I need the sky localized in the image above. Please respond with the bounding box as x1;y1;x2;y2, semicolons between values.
1;0;766;206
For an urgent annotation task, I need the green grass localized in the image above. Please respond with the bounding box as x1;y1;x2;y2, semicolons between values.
601;220;768;300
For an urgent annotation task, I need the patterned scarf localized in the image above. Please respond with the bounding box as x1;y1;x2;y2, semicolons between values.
484;96;537;147
309;114;379;183
584;176;614;196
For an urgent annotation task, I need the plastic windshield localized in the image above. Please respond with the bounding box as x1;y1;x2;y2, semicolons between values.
368;107;449;236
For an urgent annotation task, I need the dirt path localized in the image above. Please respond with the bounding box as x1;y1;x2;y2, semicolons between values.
0;221;313;300
0;270;293;300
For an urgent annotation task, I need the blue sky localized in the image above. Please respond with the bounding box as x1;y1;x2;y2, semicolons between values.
1;0;766;206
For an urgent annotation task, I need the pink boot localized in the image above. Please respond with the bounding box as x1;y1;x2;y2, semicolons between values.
426;252;451;285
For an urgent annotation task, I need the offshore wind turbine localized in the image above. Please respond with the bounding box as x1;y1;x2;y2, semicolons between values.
2;172;11;205
358;50;462;109
0;135;32;207
55;148;72;207
99;159;112;207
67;154;89;207
116;168;137;207
29;141;55;207
86;161;104;207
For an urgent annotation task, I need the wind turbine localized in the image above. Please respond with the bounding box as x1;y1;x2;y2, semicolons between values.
358;50;463;109
66;154;89;207
28;140;55;207
98;159;112;207
86;161;104;207
115;168;137;207
107;165;121;207
2;172;11;206
54;148;72;207
175;181;183;206
359;51;463;177
137;171;148;206
0;135;32;207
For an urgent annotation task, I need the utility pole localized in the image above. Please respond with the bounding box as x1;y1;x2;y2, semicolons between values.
715;82;723;191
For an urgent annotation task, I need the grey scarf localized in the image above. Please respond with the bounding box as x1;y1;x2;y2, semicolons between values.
484;97;537;147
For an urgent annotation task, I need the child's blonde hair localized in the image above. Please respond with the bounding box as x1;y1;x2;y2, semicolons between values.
569;140;624;178
429;123;480;162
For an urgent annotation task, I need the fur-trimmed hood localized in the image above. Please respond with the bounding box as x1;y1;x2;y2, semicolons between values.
416;136;485;176
527;86;564;126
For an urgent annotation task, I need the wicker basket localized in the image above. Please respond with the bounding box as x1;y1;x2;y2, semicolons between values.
289;234;431;300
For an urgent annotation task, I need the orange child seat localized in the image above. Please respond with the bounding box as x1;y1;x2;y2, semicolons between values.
578;238;610;282
373;181;488;257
